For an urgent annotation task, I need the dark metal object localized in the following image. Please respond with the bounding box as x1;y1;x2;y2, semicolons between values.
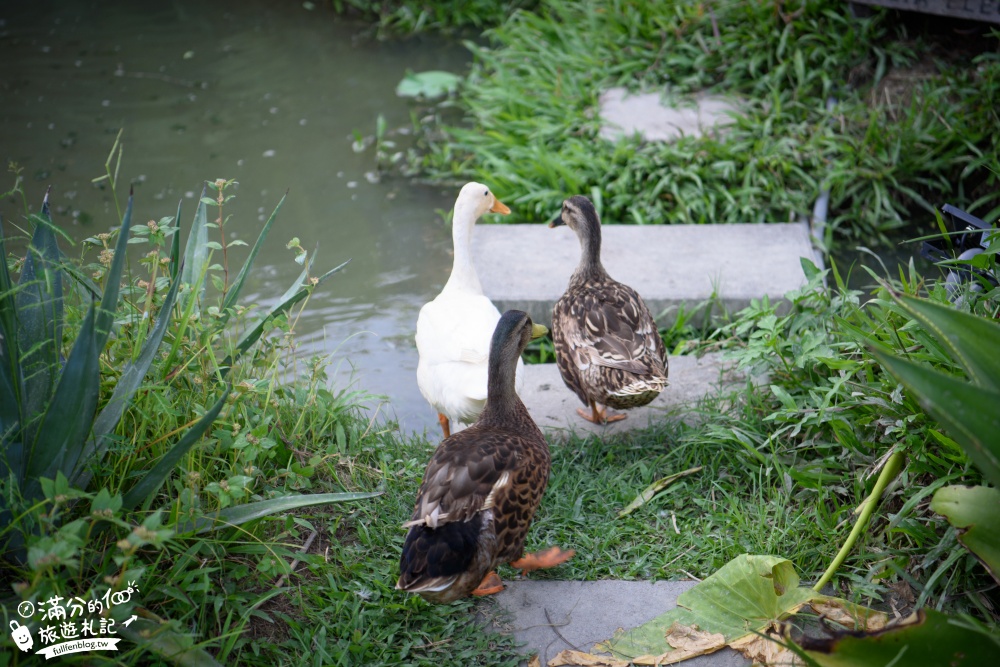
920;204;998;301
850;0;1000;25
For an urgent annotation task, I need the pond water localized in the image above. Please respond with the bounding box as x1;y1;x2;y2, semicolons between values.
0;0;473;434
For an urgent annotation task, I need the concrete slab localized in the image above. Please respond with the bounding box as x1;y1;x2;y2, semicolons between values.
485;579;750;666
598;87;741;142
521;354;747;437
473;222;817;328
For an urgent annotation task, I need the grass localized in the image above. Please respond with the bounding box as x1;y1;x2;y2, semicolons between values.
400;0;1000;246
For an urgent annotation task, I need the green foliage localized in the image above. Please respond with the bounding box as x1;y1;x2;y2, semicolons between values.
328;0;537;37
931;486;1000;586
403;0;1000;244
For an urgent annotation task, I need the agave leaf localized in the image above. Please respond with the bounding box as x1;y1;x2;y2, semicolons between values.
894;293;1000;393
931;485;1000;585
218;258;350;378
0;216;22;437
121;386;230;511
180;185;209;294
23;302;100;502
74;266;184;489
873;350;1000;488
95;193;135;350
219;192;286;319
177;491;382;534
116;617;223;667
16;208;65;448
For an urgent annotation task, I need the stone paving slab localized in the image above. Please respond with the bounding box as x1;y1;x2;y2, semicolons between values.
598;87;741;142
520;353;748;438
486;580;750;667
473;223;817;329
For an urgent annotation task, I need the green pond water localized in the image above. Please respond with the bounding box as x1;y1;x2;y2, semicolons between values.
0;0;473;434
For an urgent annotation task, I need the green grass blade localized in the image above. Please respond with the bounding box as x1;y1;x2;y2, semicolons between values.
219;192;286;318
178;491;382;534
180;185;209;291
169;199;182;281
117;618;223;667
75;269;183;488
121;386;230;511
95;191;135;350
218;258;350;377
24;302;100;501
0;216;22;438
873;350;1000;488
895;293;1000;393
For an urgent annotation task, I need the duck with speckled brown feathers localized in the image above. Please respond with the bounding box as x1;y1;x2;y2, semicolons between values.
397;310;574;603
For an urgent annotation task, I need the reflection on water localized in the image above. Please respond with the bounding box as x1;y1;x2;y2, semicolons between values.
0;0;471;434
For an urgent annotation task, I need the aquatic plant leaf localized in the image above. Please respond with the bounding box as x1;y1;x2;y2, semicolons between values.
894;293;1000;393
599;555;818;660
117;617;223;667
121;386;230;511
180;185;209;294
178;491;382;534
396;70;460;98
873;350;1000;488
930;485;1000;585
95;193;134;350
75;265;184;489
219;192;286;319
24;302;100;501
618;466;701;517
800;609;1000;666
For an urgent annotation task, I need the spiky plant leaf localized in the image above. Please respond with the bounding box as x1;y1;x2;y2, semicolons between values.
94;193;134;350
219;192;286;319
178;491;382;534
180;185;209;293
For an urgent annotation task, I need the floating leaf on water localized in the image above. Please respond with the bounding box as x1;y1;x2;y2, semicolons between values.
395;70;461;98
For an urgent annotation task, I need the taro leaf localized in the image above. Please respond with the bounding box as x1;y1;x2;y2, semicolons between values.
894;293;1000;393
74;265;184;490
930;485;1000;585
180;185;209;294
801;609;1000;666
24;302;100;502
395;70;461;98
599;555;818;661
618;466;702;517
176;491;382;534
218;258;350;378
218;192;286;321
121;386;230;511
116;617;222;667
95;193;134;350
873;350;1000;488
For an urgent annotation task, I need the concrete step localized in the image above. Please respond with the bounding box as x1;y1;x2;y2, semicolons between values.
520;353;751;438
472;222;819;328
486;579;750;667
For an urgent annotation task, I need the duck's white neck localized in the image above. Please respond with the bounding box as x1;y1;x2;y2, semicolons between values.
443;198;483;294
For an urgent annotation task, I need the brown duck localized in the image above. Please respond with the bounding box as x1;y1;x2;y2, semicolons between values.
397;310;574;603
550;195;669;424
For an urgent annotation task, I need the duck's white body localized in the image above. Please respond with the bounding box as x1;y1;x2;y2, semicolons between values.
416;183;524;433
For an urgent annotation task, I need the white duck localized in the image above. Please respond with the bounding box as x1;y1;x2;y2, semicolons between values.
416;182;523;438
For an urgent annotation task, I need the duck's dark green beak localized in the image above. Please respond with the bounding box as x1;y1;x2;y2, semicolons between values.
548;214;565;228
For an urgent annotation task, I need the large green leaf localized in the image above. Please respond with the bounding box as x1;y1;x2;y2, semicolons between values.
801;609;1000;666
75;267;184;489
895;293;1000;393
180;186;209;294
218;258;350;377
930;485;1000;585
395;70;460;98
117;617;222;667
121;387;230;511
94;193;134;350
600;555;819;660
219;192;286;319
24;302;100;501
177;491;382;534
874;350;1000;488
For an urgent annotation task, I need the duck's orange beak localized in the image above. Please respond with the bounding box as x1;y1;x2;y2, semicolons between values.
490;199;511;215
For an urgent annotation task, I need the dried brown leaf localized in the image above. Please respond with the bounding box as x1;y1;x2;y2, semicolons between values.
528;655;541;667
810;598;889;631
730;626;802;666
547;649;630;667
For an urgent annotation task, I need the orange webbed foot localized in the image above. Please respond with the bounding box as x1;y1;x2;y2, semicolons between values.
510;546;576;575
577;403;626;424
471;570;504;596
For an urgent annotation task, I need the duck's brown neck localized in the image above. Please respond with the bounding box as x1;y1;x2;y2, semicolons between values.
571;221;608;285
478;351;527;427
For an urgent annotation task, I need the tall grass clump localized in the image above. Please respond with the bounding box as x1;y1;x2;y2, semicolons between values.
328;0;538;36
403;0;1000;245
